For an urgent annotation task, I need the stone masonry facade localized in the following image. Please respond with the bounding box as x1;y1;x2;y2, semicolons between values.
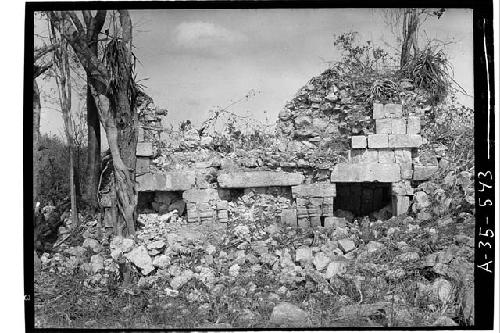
125;102;438;229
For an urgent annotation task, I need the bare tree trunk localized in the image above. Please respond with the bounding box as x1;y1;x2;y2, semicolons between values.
69;145;78;227
400;8;420;68
33;80;41;204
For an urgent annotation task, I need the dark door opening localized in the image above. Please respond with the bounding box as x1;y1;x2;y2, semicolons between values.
334;182;392;217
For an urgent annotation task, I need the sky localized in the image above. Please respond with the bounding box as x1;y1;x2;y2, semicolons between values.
38;8;473;136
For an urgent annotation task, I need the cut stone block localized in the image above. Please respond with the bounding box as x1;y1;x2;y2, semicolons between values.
297;217;310;228
391;118;407;134
372;103;385;119
310;216;322;227
182;188;220;203
394;149;412;163
406;116;421;134
137;171;195;191
392;195;410;216
388;134;423;148
281;209;298;227
392;181;413;196
291;183;336;198
368;134;389;148
400;163;414;179
323;216;348;228
373;103;402;119
413;165;438;181
375;119;392;134
136;157;150;174
384;104;403;118
217;171;304;188
351;135;367;148
136;142;153;157
138;127;145;142
331;163;401;182
378;149;395;163
351;149;378;163
137;173;166;191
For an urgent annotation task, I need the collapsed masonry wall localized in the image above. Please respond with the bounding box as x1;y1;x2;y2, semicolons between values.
124;81;440;228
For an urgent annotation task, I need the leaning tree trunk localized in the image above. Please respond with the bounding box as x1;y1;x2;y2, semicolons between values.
33;80;41;204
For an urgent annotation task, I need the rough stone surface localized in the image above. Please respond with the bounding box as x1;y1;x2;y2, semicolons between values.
373;103;402;119
338;238;356;253
137;172;196;191
413;165;438;180
295;246;313;263
351;149;378;163
388;134;423;148
269;302;309;327
281;209;298;227
218;171;304;188
392;195;410;216
182;188;220;203
394;149;412;163
378;149;395;163
407;116;421;134
391;118;407;134
136;157;150;174
323;216;347;228
375;119;392;134
351;135;367;148
125;246;154;275
367;134;389;148
291;183;336;198
325;259;348;278
313;252;331;271
331;163;401;182
136;142;153;157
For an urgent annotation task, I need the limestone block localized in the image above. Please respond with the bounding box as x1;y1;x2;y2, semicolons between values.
394;149;412;163
388;134;423;148
378;149;395;163
384;104;403;118
310;216;321;227
291;183;336;198
331;163;401;182
391;118;407;134
136;157;150;174
323;216;348;228
407;116;421;134
368;134;389;148
392;195;410;216
373;103;402;119
351;149;378;163
372;103;385;119
217;171;304;188
297;217;310;228
392;181;413;196
351;135;367;148
137;173;166;191
138;127;145;142
136;142;153;157
413;165;438;181
183;188;220;203
165;171;196;191
400;163;414;179
281;209;298;227
217;210;229;223
375;119;392;134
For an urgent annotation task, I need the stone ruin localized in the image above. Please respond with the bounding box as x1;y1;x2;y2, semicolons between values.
99;71;440;232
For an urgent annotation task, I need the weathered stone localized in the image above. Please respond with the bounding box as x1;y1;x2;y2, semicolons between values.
331;163;401;182
378;149;395;163
136;142;153;157
367;134;389;148
413;165;438;180
125;246;154;275
338;238;356;253
413;191;431;211
291;183;336;198
138;127;145;142
351;135;367;148
392;195;410;216
313;252;330;271
182;188;220;203
366;241;385;253
325;259;348;278
388;134;423;148
373;103;402;119
82;238;101;253
200;136;213;147
391;118;406;134
392;181;413;196
297;217;310;228
295;246;313;263
394;149;412;163
152;254;170;268
400;163;413;179
350;149;378;163
375;119;392;134
323;216;347;228
407;116;421;134
269;302;309;327
90;254;104;273
280;209;297;227
170;269;194;290
137;171;195;191
136;157;150;174
218;171;304;188
294;115;312;127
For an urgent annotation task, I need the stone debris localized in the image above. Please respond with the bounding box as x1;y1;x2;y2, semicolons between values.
269;302;309;327
125;246;154;275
